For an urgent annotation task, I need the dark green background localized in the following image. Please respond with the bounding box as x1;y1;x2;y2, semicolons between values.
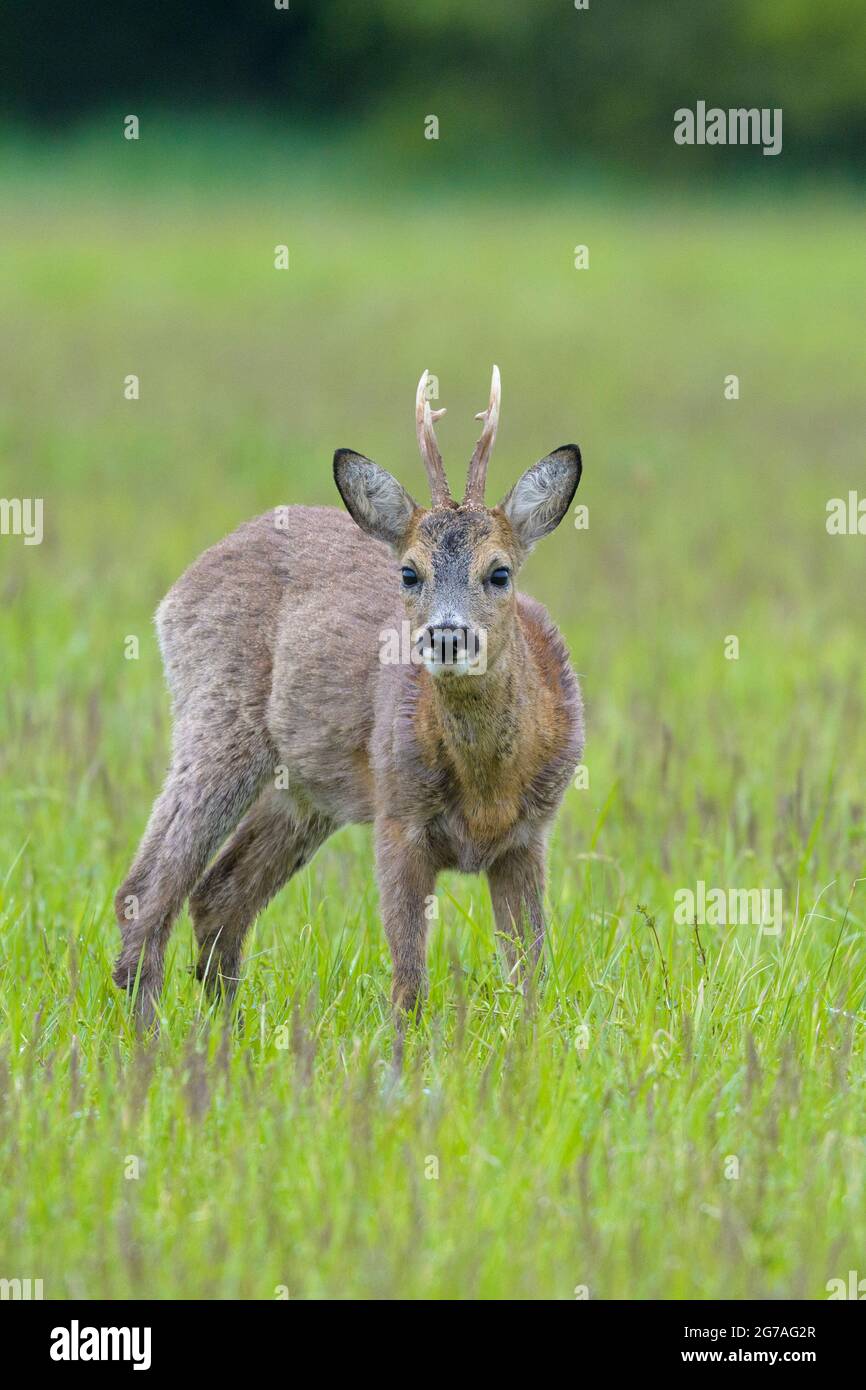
3;0;865;172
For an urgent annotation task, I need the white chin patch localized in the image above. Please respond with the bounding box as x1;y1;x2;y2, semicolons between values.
423;654;479;678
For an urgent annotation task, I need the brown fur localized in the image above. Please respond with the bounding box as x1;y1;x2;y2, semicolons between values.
114;412;583;1027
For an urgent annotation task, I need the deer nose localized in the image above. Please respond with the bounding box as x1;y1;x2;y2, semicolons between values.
425;623;473;664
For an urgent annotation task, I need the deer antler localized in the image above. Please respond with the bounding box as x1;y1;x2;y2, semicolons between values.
415;371;454;509
463;365;501;507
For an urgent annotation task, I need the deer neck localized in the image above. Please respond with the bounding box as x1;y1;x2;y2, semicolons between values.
419;624;540;794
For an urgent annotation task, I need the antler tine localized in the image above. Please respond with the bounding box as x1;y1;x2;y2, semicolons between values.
463;364;501;507
415;370;453;509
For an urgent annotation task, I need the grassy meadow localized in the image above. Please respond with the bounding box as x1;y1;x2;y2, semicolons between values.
1;136;865;1298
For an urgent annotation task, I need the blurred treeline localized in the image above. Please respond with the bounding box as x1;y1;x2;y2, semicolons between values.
2;0;865;173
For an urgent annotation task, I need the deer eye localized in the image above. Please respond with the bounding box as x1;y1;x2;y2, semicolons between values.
489;567;510;588
401;566;420;587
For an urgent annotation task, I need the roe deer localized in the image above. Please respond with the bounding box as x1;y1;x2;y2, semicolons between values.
114;368;584;1026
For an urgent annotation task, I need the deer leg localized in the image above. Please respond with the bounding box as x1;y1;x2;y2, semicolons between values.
375;816;437;1017
486;842;547;983
190;789;334;1001
113;735;269;1028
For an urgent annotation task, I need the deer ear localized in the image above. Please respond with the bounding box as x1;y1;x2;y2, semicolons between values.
499;445;582;549
333;450;418;548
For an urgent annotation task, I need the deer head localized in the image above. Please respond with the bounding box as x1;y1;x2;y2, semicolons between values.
333;368;581;677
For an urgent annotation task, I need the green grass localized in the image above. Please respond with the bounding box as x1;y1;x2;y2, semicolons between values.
1;145;865;1298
